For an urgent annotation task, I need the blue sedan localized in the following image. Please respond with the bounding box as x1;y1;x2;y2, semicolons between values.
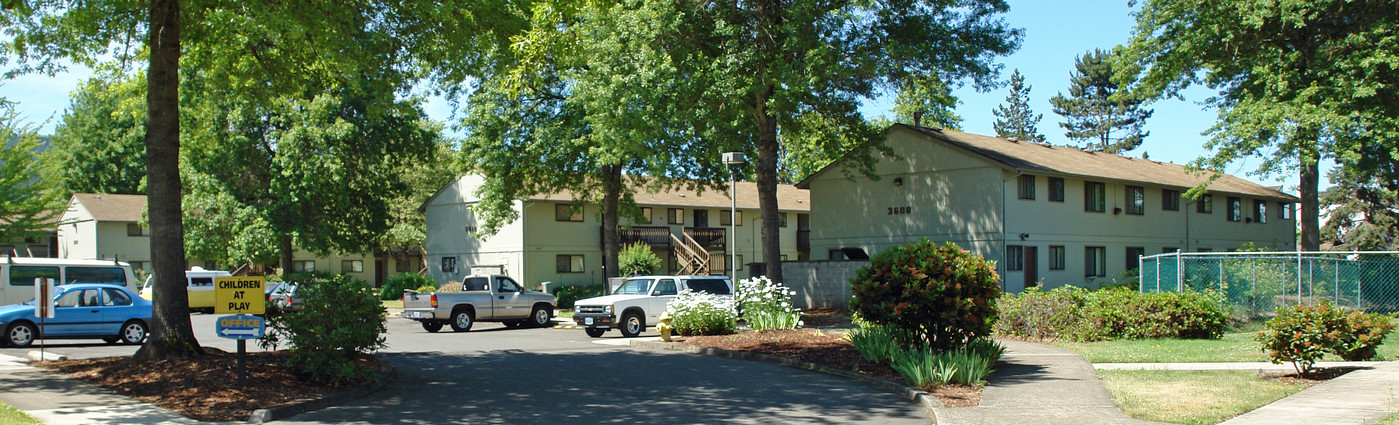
0;284;153;347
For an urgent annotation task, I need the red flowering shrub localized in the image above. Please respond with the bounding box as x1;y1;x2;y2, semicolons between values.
849;239;1001;351
1257;302;1396;376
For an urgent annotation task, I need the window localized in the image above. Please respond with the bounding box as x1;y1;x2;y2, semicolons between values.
1084;181;1106;212
1005;245;1024;271
684;277;732;295
126;223;148;236
439;257;456;273
1085;246;1106;277
1162;189;1180;211
778;213;788;228
1197;194;1213;213
1280;202;1291;219
1126;247;1145;271
341;260;364;273
1126;186;1145;215
720;211;743;226
464;277;489;291
641;207;653;224
1049;246;1065;270
694;209;709;227
556;255;584;273
8;266;59;286
1049;177;1065;202
293;260;316;273
1018;175;1036;200
1254;200;1267;224
65;267;126;286
668;208;684;225
103;288;133;306
498;277;522;293
732;255;743;271
654;279;678;296
555;204;583;222
1227;197;1242;222
57;288;102;308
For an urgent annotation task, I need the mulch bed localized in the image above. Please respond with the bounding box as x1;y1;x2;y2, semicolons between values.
38;349;379;422
674;308;982;407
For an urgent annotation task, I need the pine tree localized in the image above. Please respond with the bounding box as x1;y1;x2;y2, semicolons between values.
1049;49;1153;154
992;69;1045;143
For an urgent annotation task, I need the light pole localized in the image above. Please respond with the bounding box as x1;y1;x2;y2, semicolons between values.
722;152;746;285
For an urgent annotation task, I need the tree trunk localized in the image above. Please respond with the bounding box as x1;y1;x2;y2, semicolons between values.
279;234;294;274
755;106;783;285
601;165;621;278
135;0;203;361
1299;157;1321;251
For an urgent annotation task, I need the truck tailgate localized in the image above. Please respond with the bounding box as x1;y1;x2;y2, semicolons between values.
402;292;435;310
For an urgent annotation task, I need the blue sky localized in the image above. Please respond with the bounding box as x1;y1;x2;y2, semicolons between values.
1;0;1323;193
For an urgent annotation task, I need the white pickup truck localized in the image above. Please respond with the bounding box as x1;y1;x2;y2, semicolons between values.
401;274;556;333
572;275;733;338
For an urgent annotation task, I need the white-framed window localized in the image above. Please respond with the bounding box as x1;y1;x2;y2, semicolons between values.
556;255;584;273
720;211;743;226
341;260;364;273
555;204;583;222
293;260;316;273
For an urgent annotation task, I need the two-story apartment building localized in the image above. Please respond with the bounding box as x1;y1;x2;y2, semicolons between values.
799;124;1298;292
420;174;811;288
56;193;416;284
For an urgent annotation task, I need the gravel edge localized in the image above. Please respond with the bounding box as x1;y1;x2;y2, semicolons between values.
247;361;398;424
629;339;943;412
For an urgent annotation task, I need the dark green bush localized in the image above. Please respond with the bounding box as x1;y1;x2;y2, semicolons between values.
849;239;1001;351
262;275;386;387
1258;302;1396;376
1333;310;1396;361
379;274;435;300
618;242;661;276
554;283;606;309
995;286;1228;341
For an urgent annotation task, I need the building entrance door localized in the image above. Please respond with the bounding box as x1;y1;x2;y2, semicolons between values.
1023;246;1038;288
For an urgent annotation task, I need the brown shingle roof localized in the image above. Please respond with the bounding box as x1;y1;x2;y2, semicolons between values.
800;124;1298;202
532;180;809;211
70;193;146;222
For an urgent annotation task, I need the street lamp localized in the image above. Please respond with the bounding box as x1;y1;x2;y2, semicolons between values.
722;152;746;285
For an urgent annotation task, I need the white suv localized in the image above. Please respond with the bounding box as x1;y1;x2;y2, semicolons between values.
571;275;732;337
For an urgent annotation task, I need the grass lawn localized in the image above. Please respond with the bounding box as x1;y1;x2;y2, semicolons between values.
556;309;574;319
1378;412;1399;425
1057;326;1399;363
0;401;40;425
380;299;403;310
1099;370;1306;425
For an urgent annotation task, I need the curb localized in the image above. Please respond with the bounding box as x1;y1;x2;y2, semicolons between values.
628;339;942;413
247;361;397;424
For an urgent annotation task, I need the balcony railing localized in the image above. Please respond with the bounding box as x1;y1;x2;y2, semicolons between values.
685;227;726;250
608;226;673;247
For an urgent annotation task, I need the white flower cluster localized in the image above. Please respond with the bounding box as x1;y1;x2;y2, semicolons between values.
736;276;798;314
665;289;737;335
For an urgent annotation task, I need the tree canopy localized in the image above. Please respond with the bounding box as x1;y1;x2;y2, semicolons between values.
43;68;147;196
1119;0;1398;251
992;69;1045;143
1049;49;1152;154
0;102;61;243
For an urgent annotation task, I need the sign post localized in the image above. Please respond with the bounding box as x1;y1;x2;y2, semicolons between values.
214;276;265;386
34;278;54;360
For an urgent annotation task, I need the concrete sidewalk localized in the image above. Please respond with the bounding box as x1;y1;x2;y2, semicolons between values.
0;353;202;425
931;340;1165;425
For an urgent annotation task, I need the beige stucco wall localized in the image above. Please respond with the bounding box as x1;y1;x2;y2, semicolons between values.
808;126;1297;293
57;203;99;261
423;175;527;285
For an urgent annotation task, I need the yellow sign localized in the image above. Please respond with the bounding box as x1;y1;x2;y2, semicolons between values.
214;276;265;315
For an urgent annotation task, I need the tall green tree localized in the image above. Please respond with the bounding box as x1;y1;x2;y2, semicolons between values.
1119;0;1398;251
2;0;518;360
43;69;147;196
552;0;1021;284
1320;169;1396;251
992;69;1046;143
1049;49;1152;154
0;103;61;242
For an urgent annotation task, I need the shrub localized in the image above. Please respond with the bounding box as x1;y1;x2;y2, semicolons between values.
736;276;803;331
262;275;387;387
849;239;1001;350
994;286;1228;342
618;242;662;276
379;274;434;300
666;290;737;336
848;323;915;363
888;338;1005;386
1258;303;1397;376
554;283;607;309
415;283;437;292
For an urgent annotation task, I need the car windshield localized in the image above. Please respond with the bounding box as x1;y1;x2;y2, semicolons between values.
615;278;654;295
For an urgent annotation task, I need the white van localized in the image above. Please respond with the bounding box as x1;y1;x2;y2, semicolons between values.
0;257;139;306
138;266;233;313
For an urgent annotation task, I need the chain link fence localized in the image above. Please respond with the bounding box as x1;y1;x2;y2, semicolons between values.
1140;251;1399;319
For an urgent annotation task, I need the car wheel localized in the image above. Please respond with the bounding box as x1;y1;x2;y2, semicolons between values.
6;322;36;348
120;320;148;344
619;313;644;338
585;328;607;338
450;309;474;332
528;305;552;327
421;321;444;333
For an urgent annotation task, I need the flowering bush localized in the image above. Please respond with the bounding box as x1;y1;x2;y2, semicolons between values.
736;276;803;331
850;239;1001;350
666;290;737;336
1258;302;1396;376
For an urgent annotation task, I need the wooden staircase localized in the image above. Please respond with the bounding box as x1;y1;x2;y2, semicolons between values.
670;233;711;275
